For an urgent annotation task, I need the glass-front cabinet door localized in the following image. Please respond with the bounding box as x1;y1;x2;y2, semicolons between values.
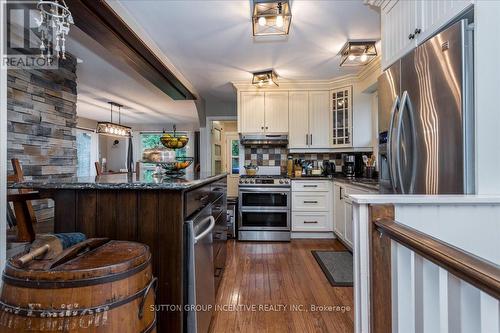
331;86;353;147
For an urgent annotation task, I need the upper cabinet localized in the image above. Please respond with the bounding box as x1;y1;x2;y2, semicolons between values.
381;0;473;69
239;91;288;134
288;91;330;149
381;0;419;70
308;91;330;148
240;92;265;133
331;87;353;148
288;91;309;149
264;91;289;133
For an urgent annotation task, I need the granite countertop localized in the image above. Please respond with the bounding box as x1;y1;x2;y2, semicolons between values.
9;172;228;191
332;177;379;192
291;174;379;191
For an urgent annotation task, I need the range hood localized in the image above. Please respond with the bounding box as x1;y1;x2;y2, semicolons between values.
240;134;288;146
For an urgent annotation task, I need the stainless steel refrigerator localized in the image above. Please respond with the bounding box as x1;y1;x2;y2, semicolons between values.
378;19;474;194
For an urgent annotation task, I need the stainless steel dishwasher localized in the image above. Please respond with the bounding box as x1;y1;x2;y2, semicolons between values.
185;203;215;333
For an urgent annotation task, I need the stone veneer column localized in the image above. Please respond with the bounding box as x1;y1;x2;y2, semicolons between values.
7;55;78;222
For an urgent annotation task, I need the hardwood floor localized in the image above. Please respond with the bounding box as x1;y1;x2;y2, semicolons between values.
210;240;354;333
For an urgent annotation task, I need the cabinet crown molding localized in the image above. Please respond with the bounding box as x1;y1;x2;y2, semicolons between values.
232;57;380;91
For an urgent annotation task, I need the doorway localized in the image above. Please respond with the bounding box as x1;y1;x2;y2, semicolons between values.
210;121;239;197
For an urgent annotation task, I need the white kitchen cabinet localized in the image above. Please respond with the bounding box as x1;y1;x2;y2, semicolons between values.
418;0;473;43
288;91;330;149
239;91;288;134
381;0;418;69
308;91;330;148
344;199;353;246
331;86;353;148
240;92;265;133
380;0;473;69
264;91;289;133
292;192;330;211
333;182;377;249
292;180;333;234
292;212;330;232
333;183;346;239
288;91;309;148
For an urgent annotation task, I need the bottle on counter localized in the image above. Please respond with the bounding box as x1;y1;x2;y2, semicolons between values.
287;155;294;177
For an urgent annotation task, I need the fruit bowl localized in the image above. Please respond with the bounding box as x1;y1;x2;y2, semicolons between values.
160;133;189;150
159;157;193;174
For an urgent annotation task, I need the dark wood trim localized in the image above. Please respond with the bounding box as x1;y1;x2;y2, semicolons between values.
369;205;394;333
66;0;196;101
374;218;500;300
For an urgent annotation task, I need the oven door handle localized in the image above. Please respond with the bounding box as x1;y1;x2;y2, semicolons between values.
239;189;290;194
240;187;290;194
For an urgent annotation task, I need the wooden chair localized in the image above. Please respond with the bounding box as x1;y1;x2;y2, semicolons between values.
7;159;42;242
95;161;102;175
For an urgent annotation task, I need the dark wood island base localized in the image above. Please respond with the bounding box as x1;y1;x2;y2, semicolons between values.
10;173;228;332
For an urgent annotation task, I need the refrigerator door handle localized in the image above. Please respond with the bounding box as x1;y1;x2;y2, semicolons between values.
387;95;400;192
396;91;418;194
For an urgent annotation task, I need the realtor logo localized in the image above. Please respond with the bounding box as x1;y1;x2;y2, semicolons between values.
2;1;61;69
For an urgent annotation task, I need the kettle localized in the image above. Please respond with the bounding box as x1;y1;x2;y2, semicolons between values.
322;161;335;176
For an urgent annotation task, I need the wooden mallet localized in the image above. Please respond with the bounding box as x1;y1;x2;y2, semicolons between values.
13;233;86;267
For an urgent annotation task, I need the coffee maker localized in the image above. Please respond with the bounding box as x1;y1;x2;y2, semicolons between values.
342;154;355;178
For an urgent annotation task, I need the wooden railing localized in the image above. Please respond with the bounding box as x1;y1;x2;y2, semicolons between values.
374;218;500;300
368;204;500;333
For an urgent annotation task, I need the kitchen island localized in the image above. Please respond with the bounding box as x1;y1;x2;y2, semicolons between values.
10;172;228;333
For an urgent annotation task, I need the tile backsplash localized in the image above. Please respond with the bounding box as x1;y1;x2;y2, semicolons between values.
244;147;352;173
243;146;288;169
243;146;372;174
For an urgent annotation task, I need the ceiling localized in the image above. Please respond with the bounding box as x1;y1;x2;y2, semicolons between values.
66;27;199;126
116;0;381;105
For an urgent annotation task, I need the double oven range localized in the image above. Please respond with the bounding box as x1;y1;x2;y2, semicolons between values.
238;175;291;241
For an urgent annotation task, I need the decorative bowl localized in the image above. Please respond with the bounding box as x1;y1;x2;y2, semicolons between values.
159;157;194;173
160;133;189;150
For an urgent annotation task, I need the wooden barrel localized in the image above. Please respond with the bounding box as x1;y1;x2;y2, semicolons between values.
0;240;157;333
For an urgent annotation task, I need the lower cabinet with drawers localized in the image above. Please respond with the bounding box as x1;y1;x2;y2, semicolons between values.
291;180;333;236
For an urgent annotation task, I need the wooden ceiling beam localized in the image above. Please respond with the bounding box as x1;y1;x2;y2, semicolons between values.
67;0;196;101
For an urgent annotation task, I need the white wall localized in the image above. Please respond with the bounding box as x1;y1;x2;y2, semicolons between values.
0;0;8;268
475;1;500;194
100;136;128;172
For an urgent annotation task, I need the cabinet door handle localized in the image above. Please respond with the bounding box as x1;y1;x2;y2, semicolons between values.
303;185;318;188
310;134;313;145
414;28;421;35
261;126;264;130
304;221;318;224
408;33;415;40
303;200;318;204
306;134;309;145
339;187;343;200
265;126;268;130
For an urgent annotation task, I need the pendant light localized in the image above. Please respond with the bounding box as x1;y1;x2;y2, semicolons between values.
96;102;132;137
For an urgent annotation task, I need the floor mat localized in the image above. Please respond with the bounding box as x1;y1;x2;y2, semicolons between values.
311;250;353;287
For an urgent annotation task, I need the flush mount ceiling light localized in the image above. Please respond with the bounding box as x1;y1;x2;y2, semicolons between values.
339;40;378;67
252;70;279;87
96;102;132;138
252;0;291;36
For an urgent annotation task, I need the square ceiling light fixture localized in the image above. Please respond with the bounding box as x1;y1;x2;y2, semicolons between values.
252;70;279;87
339;40;378;67
252;0;291;36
